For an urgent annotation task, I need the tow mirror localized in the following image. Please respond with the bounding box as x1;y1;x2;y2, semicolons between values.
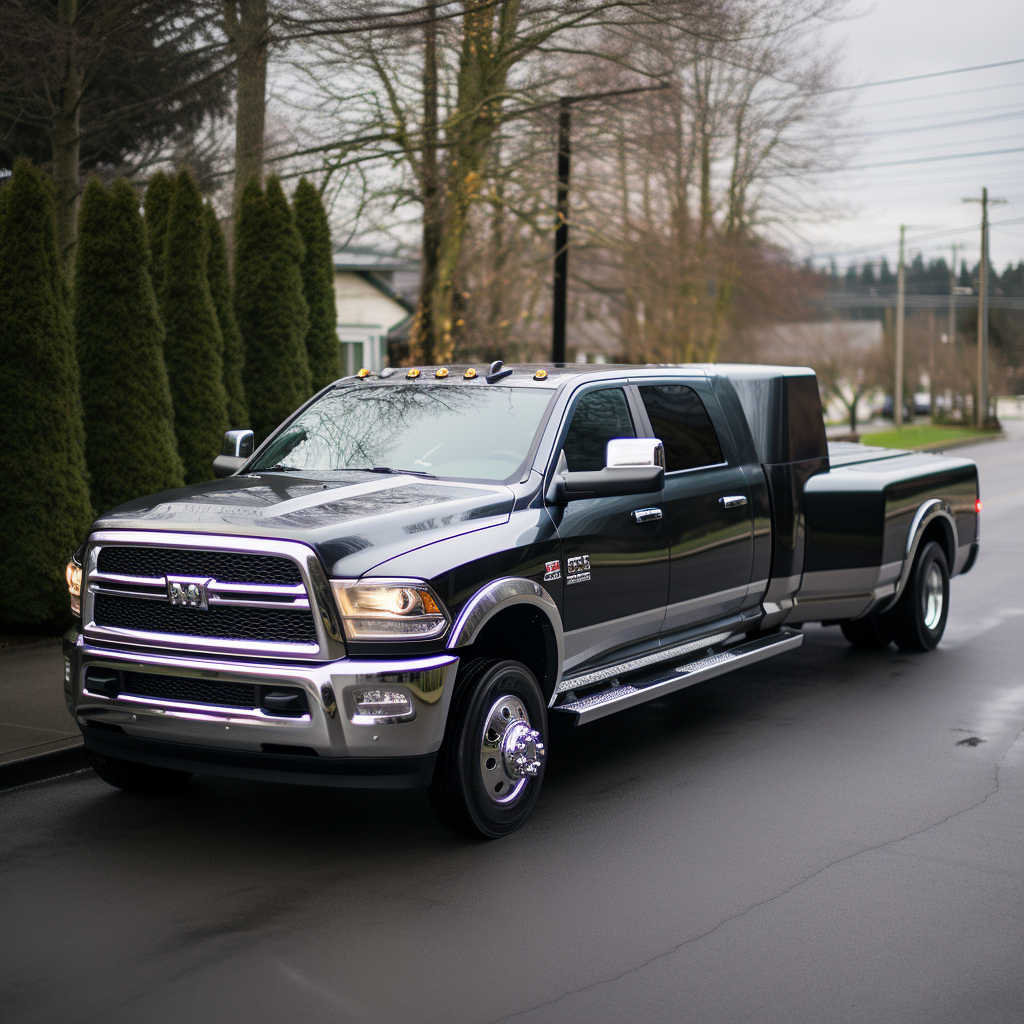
213;429;254;478
547;437;665;503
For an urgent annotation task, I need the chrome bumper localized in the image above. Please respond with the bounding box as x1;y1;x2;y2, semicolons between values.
63;631;459;781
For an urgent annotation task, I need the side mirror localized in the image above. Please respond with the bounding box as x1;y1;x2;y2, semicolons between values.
546;437;665;503
213;429;254;478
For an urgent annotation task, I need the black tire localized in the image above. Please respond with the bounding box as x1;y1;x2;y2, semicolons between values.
840;611;893;649
429;658;547;839
87;750;192;794
886;541;950;652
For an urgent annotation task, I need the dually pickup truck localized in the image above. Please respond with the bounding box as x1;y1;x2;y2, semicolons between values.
63;362;981;837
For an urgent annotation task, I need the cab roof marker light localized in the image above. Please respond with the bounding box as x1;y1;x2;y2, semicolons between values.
435;367;449;378
406;368;421;379
464;368;478;379
534;368;548;380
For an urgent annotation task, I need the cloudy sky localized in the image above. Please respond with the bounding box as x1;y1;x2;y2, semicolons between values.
801;0;1024;274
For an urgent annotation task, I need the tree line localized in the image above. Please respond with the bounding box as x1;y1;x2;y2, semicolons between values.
0;161;339;629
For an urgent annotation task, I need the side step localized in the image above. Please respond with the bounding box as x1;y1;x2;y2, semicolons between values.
551;627;803;725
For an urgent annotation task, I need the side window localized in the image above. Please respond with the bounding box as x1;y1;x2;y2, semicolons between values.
639;385;724;472
562;388;635;472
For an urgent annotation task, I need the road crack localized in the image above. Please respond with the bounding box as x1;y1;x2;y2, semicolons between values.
490;726;1024;1024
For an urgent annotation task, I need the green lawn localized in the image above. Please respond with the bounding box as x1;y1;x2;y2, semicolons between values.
861;424;998;450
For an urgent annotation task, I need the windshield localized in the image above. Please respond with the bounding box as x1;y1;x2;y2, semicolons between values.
248;384;554;482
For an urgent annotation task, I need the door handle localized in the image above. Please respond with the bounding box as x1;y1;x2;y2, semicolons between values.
632;507;663;522
719;495;748;508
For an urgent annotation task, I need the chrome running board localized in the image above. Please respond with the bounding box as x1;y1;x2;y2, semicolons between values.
552;627;803;725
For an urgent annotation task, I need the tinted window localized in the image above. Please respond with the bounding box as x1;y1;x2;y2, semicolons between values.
562;388;635;472
639;385;724;471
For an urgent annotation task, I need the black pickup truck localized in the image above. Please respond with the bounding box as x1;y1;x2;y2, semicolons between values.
63;362;980;837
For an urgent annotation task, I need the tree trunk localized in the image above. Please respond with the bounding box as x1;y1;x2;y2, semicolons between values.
229;0;269;224
53;0;82;278
410;1;441;364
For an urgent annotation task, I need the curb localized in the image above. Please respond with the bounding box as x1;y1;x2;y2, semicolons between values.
0;743;88;792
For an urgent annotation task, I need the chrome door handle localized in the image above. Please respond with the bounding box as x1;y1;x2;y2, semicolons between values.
632;507;663;522
719;495;748;508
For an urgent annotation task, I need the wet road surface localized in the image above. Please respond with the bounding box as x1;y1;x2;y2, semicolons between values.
3;428;1023;1023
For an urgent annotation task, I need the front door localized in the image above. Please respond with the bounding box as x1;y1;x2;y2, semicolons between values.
635;381;754;632
550;385;670;669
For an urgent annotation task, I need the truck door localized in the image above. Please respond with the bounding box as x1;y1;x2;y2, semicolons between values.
550;385;670;668
635;382;754;631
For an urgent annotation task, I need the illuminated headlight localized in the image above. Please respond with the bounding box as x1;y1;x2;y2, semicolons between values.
350;689;416;725
66;557;83;618
330;580;449;641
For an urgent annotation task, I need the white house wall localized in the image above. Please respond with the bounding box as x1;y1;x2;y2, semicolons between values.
333;272;409;332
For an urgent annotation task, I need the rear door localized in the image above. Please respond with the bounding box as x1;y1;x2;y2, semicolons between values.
550;384;670;668
635;380;754;631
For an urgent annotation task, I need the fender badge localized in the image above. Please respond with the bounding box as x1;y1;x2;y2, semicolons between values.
544;560;561;581
566;554;591;585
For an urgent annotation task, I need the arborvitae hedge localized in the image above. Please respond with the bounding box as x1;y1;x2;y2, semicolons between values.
160;170;230;483
293;178;341;390
0;162;93;627
143;171;174;310
204;203;248;427
234;176;311;443
74;178;184;514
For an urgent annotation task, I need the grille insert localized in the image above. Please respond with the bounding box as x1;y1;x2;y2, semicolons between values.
96;547;302;585
122;673;257;708
94;593;317;644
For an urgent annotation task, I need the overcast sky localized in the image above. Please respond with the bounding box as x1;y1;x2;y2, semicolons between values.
800;0;1024;274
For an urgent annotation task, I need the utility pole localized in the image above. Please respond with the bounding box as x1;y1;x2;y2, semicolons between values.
948;241;960;350
963;187;1007;426
894;225;906;428
548;83;670;363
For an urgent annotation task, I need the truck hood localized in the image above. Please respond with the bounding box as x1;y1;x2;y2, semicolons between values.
93;471;515;578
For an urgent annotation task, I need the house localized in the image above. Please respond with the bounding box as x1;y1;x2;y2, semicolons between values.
333;248;417;374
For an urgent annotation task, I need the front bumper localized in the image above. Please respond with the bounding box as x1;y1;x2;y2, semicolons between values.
63;631;458;788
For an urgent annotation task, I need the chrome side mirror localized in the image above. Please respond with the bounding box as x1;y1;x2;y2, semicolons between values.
606;437;665;469
213;429;254;478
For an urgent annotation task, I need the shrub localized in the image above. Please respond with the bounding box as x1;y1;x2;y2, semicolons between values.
204;202;248;427
74;178;184;514
143;171;174;309
0;161;93;627
234;176;311;443
293;177;341;390
160;170;230;483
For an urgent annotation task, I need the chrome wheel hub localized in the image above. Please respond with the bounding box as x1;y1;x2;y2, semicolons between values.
479;694;545;804
923;562;944;631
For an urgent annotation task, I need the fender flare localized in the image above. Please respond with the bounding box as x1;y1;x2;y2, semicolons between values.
446;577;565;691
875;499;957;615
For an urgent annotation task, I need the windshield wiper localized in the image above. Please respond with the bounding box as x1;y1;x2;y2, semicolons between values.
341;466;436;478
255;464;301;473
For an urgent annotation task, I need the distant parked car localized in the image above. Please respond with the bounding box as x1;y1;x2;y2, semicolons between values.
913;392;931;416
880;395;913;421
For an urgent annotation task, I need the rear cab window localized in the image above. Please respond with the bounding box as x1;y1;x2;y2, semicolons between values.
638;385;724;472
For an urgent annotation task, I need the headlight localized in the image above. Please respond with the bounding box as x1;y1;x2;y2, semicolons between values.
330;580;449;640
66;557;83;618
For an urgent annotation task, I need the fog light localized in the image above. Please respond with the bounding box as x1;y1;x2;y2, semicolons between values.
350;689;415;725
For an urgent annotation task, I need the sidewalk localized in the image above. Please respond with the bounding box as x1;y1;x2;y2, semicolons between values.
0;638;81;768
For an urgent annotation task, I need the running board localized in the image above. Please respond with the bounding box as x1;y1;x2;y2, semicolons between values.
551;627;804;725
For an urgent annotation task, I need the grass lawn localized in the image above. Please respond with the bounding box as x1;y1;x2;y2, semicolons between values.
861;424;998;450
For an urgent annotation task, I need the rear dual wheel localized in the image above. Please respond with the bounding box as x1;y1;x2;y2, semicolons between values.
841;541;950;653
429;659;547;839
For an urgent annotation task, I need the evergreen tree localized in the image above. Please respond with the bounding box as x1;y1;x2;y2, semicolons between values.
204;202;248;426
234;176;311;443
143;171;174;308
293;177;341;390
0;161;93;627
161;169;230;483
861;262;875;286
74;178;184;513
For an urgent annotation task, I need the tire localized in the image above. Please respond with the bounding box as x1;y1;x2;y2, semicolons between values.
886;541;950;652
429;659;547;839
87;750;192;794
840;611;893;649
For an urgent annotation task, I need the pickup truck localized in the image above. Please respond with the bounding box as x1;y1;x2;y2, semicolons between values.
63;362;981;837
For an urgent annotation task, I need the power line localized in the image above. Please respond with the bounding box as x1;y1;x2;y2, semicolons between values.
810;57;1024;95
842;145;1024;171
858;79;1024;109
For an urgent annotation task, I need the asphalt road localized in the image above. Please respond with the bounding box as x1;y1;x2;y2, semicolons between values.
3;428;1023;1024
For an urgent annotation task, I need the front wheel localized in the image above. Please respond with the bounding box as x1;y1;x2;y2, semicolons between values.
886;541;950;652
429;659;547;839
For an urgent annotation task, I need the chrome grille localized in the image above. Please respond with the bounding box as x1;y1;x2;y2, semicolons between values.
94;594;317;643
96;547;301;585
83;533;331;657
123;672;257;708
